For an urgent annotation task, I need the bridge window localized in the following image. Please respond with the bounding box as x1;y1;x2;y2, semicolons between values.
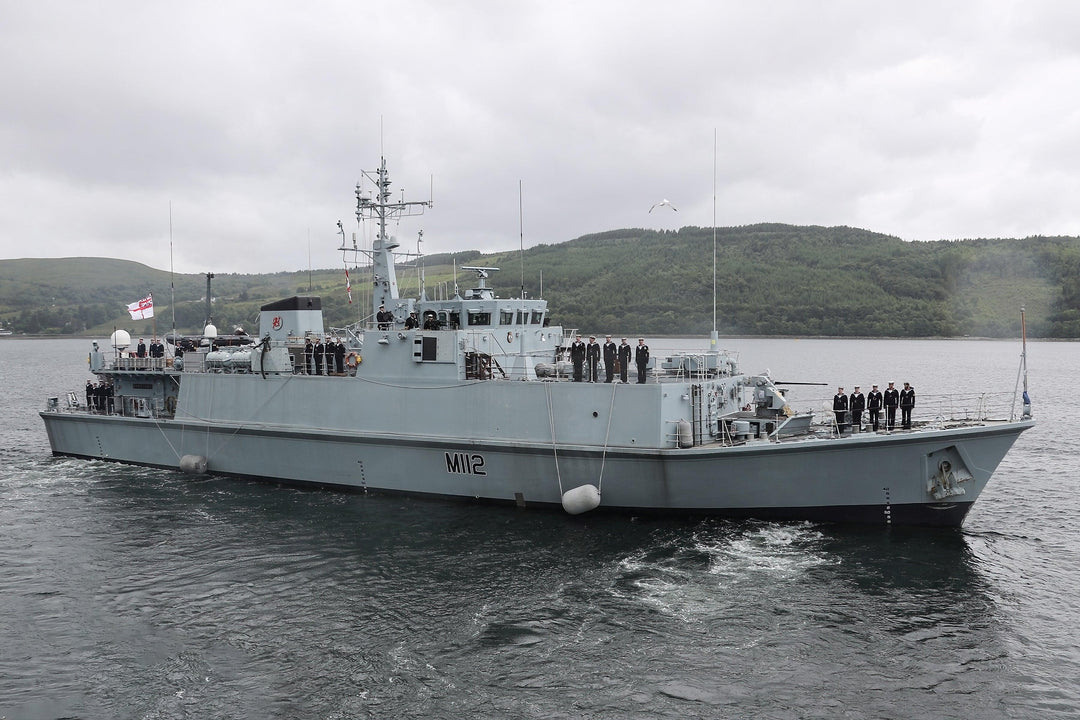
531;310;544;324
467;310;491;326
500;310;515;325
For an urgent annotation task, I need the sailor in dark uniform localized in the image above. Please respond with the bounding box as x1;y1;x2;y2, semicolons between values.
848;386;865;432
866;384;883;431
618;338;632;383
883;381;899;430
136;339;147;358
569;335;586;382
324;337;337;374
602;336;617;383
334;338;346;374
586;336;600;382
832;387;848;432
635;338;650;384
313;337;325;375
404;311;419;330
899;382;916;429
305;337;314;374
376;304;392;330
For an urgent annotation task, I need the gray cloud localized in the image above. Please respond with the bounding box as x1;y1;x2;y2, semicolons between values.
1;0;1077;274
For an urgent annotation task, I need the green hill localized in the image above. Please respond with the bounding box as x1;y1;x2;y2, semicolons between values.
1;225;1077;338
501;225;1071;338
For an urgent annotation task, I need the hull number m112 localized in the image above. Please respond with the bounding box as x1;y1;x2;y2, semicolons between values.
445;452;486;476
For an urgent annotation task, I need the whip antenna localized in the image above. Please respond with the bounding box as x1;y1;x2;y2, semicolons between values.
711;128;718;348
519;179;525;299
169;201;175;352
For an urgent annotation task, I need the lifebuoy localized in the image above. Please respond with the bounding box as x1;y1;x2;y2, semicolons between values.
346;352;360;368
507;331;514;343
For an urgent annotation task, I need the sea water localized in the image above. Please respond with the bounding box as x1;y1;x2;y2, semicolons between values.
1;337;1078;719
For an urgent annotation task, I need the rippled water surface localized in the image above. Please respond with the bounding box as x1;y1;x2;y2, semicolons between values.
2;337;1078;719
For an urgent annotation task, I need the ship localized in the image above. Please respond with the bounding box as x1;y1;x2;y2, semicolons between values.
40;158;1034;527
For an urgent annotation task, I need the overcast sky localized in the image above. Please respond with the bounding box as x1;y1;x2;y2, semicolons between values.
2;1;1078;274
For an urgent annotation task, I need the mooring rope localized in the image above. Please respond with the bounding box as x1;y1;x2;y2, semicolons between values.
150;412;183;461
597;383;618;494
545;383;564;495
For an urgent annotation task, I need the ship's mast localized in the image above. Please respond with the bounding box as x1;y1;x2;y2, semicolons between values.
353;157;431;317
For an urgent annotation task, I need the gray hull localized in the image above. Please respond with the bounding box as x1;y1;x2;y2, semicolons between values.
41;379;1031;527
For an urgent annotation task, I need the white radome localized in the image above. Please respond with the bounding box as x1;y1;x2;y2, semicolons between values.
110;329;131;350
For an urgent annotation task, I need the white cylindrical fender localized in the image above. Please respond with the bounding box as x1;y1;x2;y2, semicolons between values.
561;484;601;515
179;455;208;474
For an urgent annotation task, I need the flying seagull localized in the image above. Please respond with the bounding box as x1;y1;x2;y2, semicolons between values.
649;199;678;213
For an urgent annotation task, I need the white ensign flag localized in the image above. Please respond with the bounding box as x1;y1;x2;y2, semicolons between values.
126;294;154;320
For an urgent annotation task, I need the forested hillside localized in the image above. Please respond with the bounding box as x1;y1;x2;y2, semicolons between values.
500;225;1075;337
1;225;1077;338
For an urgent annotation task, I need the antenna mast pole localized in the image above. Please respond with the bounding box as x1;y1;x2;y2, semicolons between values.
519;179;525;299
205;272;214;327
418;229;425;300
711;128;718;348
169;201;176;351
